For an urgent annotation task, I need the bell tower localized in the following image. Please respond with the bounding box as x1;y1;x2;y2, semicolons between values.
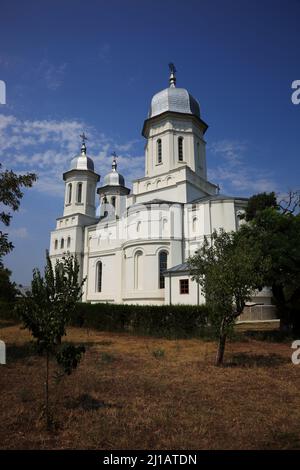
63;134;100;217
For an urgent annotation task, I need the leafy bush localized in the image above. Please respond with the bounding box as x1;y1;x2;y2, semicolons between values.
71;302;209;338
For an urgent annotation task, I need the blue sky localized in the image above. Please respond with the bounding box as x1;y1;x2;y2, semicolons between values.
0;0;299;285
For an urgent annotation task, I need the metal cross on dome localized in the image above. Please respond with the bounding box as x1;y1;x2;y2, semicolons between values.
80;132;88;143
111;151;118;169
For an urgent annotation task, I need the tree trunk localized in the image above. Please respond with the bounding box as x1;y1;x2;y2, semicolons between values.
215;330;227;366
45;350;50;430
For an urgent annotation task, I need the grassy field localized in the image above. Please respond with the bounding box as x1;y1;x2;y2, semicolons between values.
0;320;299;450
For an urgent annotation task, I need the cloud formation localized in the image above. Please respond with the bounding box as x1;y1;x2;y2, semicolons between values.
207;139;278;195
0;114;144;197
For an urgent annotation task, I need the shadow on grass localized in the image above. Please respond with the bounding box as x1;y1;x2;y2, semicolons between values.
244;330;293;343
7;340;98;363
7;342;38;360
0;320;18;329
227;353;289;368
65;393;119;411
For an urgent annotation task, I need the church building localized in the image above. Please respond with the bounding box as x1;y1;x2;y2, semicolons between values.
49;66;275;320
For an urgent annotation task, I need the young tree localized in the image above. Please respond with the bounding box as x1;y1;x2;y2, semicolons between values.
0;163;36;263
17;252;86;429
188;230;264;366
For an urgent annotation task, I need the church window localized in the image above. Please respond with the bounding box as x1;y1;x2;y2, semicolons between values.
67;236;71;248
60;238;64;249
134;250;143;290
67;183;72;204
180;279;189;294
159;250;168;289
77;183;82;203
54;239;58;250
111;196;116;208
157;139;162;164
96;261;102;292
178;137;184;161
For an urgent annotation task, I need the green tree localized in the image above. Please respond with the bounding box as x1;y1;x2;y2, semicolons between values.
17;252;86;429
188;230;265;365
0;266;17;301
243;191;277;222
0;163;36;263
239;206;300;333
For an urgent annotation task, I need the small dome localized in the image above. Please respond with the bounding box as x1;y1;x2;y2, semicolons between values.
103;158;125;186
149;87;200;119
69;142;95;171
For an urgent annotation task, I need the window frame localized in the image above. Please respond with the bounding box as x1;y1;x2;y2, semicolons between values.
159;250;168;289
179;279;189;294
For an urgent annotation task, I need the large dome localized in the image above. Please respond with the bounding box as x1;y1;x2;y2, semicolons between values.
103;158;125;186
69;143;94;171
149;87;200;119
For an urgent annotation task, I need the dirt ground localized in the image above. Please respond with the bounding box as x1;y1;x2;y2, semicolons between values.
0;320;299;450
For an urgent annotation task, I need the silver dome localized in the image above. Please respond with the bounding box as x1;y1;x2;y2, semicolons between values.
149;87;200;119
69;143;95;171
103;159;125;186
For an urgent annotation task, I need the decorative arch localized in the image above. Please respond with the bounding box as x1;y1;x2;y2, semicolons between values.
192;216;198;233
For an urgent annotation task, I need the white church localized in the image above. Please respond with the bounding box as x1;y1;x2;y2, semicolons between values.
49;66;275;320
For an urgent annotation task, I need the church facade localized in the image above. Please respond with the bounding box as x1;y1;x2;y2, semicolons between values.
49;67;275;318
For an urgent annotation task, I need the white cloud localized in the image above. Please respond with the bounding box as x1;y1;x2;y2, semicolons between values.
7;227;29;239
37;60;67;91
0;113;144;197
208;139;278;195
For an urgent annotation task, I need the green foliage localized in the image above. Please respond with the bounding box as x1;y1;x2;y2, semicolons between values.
56;344;86;375
17;251;86;429
71;302;209;338
188;229;264;364
17;252;85;353
244;192;277;222
239;206;300;332
152;348;165;359
0;163;36;263
0;266;17;301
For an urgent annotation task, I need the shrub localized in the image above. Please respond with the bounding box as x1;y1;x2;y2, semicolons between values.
71;302;209;338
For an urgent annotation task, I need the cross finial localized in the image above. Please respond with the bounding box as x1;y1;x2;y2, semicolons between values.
168;62;176;87
111;151;118;170
80;132;88;143
80;132;88;154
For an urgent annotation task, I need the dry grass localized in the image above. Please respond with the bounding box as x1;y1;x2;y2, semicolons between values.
0;320;299;450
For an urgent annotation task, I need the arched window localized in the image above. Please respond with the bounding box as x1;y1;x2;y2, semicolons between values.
96;261;102;292
60;238;64;249
54;239;58;250
77;182;82;203
159;251;168;289
178;137;184;162
67;183;72;204
157;139;162;164
111;196;116;208
134;250;143;290
136;221;141;233
67;236;71;248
